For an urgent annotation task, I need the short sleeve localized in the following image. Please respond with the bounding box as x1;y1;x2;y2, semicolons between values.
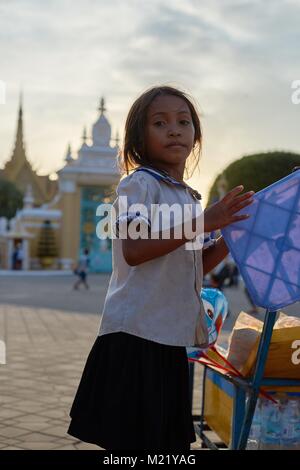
114;172;159;238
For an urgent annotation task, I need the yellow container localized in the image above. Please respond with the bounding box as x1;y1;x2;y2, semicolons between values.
203;368;234;447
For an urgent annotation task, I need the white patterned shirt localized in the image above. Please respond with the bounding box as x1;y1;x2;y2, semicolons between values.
98;166;214;347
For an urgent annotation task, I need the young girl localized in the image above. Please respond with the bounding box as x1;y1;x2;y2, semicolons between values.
67;85;254;451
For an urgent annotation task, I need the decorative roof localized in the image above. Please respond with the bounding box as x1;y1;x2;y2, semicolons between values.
65;143;73;163
59;96;120;183
23;184;34;209
92;97;112;147
2;93;58;205
5;92;27;170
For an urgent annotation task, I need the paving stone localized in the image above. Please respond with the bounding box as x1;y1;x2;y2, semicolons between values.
27;396;59;405
45;418;70;427
0;437;23;446
55;444;78;450
0;443;11;449
38;409;69;419
40;425;69;438
0;420;20;427
0;409;25;419
52;437;75;446
20;441;60;450
58;396;73;405
74;441;101;450
2;402;47;414
1;446;24;450
13;422;51;433
16;432;61;442
12;414;50;424
0;427;29;438
0;396;20;405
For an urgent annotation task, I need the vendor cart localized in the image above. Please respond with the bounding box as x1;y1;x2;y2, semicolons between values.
189;309;300;449
190;170;300;449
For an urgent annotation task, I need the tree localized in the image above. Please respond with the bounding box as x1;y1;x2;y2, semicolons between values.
37;220;58;261
207;151;300;205
0;178;23;219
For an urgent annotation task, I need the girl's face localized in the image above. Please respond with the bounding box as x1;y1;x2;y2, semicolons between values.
144;94;195;176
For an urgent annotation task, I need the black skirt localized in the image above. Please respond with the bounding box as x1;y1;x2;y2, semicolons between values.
67;332;196;451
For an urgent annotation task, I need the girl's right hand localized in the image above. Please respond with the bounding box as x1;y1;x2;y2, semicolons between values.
204;185;255;232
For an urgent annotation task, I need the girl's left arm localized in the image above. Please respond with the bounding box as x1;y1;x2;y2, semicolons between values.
202;236;229;275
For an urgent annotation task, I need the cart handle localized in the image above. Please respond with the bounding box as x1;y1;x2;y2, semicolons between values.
189;352;277;404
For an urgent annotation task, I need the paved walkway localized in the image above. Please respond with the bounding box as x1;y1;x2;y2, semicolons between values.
0;274;299;450
0;304;101;449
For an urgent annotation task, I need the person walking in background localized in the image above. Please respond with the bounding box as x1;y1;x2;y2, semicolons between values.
12;245;18;270
12;242;23;270
73;248;90;290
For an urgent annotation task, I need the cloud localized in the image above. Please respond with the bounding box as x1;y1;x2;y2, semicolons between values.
0;0;299;202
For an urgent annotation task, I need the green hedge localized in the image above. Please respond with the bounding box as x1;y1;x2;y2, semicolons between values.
0;178;23;219
208;151;300;205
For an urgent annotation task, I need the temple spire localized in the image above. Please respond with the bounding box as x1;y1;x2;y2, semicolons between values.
65;143;73;163
82;126;87;143
98;97;106;115
11;91;27;163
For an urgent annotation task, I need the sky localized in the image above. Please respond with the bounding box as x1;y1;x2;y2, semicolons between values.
0;0;300;204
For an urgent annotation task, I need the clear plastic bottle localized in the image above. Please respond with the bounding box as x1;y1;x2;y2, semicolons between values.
247;399;261;450
281;395;300;450
259;399;281;450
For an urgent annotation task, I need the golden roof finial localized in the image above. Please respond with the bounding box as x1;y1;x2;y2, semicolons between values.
98;97;106;115
82;126;87;143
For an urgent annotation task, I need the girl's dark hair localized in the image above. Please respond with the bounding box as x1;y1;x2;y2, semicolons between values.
118;85;202;179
